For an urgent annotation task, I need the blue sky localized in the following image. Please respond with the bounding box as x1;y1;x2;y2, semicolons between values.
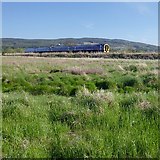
2;2;158;45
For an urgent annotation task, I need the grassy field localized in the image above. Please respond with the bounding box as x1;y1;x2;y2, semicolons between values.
2;56;159;158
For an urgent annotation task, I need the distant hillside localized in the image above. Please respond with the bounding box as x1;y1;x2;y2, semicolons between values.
2;38;158;52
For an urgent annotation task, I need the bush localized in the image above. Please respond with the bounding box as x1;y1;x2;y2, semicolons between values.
142;73;158;89
56;85;78;96
123;77;138;87
95;79;115;90
85;82;96;92
2;47;24;53
119;76;140;89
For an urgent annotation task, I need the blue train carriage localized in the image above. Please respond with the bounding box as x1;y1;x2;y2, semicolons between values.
25;47;50;53
67;44;110;53
25;43;110;53
47;43;110;52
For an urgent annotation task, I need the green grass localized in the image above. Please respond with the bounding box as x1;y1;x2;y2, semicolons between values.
2;56;159;158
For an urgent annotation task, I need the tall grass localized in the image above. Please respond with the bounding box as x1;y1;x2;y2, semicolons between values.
2;57;159;158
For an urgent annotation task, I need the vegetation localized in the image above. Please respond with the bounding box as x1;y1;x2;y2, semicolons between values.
2;56;159;158
2;38;158;53
2;47;24;54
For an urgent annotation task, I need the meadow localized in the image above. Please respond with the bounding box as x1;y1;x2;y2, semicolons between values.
2;56;159;158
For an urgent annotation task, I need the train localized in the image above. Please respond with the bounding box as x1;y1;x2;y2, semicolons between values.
25;43;110;53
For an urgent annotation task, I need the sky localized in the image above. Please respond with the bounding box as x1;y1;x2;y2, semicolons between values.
2;2;158;45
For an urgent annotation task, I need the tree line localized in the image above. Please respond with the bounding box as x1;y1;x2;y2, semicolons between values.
2;47;25;55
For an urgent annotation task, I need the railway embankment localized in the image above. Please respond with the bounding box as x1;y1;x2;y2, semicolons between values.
3;52;159;59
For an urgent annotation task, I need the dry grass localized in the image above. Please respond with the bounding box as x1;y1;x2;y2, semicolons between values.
65;67;104;75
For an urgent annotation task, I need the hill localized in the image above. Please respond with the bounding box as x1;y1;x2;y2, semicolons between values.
2;38;158;52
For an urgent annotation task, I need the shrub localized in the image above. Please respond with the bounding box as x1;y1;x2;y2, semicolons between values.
118;76;140;90
142;73;158;89
123;77;138;87
95;79;115;90
85;82;96;92
61;85;78;96
29;85;52;95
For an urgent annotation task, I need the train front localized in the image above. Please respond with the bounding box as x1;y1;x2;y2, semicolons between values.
104;44;110;53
